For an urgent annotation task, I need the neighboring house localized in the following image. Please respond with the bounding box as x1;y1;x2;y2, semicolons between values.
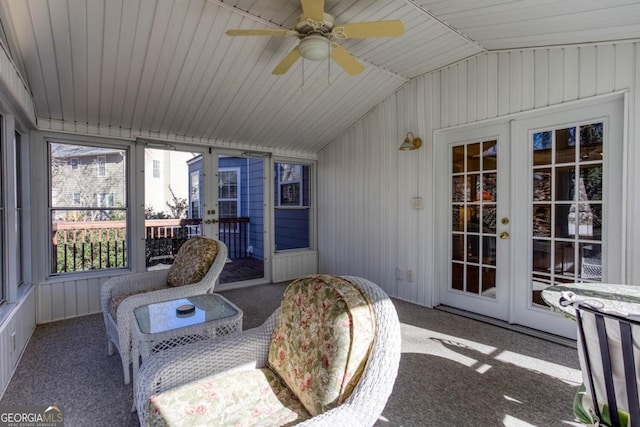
144;149;196;218
50;143;126;220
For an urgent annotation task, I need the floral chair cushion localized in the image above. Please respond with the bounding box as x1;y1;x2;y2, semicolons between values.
166;237;218;287
108;286;167;322
147;367;311;426
268;274;376;416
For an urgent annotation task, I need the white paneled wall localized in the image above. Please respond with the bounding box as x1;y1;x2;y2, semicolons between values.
319;41;640;306
36;276;112;323
272;251;318;283
0;286;35;396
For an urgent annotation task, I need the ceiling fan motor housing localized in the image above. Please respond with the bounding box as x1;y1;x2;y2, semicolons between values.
299;34;331;60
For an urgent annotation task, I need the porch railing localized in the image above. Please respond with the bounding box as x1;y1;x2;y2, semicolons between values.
52;217;250;273
219;217;250;259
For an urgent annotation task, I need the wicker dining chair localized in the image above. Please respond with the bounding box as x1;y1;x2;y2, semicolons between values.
134;275;402;426
100;236;227;384
561;297;640;427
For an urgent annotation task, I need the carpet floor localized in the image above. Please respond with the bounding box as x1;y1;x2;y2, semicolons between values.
1;282;582;426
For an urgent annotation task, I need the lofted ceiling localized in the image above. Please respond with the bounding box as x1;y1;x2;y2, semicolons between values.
0;0;639;155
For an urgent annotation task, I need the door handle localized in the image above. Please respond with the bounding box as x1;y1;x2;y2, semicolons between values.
500;231;509;240
204;219;219;225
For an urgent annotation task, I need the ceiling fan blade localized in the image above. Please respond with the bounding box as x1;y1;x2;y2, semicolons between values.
330;43;365;76
333;20;404;39
272;48;301;75
226;29;297;37
300;0;325;22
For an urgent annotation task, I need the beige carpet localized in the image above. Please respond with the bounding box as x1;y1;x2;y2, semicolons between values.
1;282;581;426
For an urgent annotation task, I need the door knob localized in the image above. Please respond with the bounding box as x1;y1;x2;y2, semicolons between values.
500;231;509;239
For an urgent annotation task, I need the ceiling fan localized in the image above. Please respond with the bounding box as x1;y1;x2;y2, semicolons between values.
225;0;404;76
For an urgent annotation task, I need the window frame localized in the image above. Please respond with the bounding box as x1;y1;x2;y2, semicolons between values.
14;131;23;287
0;115;28;306
276;163;304;207
48;140;130;276
0;116;4;304
152;159;160;178
273;160;314;252
218;167;240;219
97;155;106;177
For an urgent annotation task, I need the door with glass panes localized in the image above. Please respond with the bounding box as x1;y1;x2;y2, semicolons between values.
436;97;623;337
435;122;511;321
511;98;623;338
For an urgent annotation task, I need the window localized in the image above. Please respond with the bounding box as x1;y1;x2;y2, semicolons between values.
153;159;160;178
531;122;604;291
218;169;239;218
190;171;200;219
274;162;311;251
50;142;128;274
70;157;79;170
97;155;106;177
97;192;115;207
0;119;4;303
15;132;23;286
277;164;303;206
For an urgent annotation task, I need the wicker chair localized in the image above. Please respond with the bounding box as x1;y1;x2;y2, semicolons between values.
560;295;640;426
100;237;227;384
134;275;402;426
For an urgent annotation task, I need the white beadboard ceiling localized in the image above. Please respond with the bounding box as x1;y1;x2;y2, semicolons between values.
0;0;638;155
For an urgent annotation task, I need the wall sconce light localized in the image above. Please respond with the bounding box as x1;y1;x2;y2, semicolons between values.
399;132;422;151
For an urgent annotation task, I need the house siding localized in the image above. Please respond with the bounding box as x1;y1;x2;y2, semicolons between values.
318;42;640;306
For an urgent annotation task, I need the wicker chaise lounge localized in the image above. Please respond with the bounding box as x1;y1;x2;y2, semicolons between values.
134;274;402;426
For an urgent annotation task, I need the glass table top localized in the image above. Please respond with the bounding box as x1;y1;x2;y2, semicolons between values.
134;293;240;334
541;283;640;320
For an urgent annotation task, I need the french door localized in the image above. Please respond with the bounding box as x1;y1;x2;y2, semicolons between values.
435;122;512;320
143;145;268;285
511;97;624;338
436;96;624;338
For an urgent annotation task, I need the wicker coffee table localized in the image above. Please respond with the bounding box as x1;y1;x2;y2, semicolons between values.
131;293;243;385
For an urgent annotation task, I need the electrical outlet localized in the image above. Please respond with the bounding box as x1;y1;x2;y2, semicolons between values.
395;267;404;281
406;269;414;282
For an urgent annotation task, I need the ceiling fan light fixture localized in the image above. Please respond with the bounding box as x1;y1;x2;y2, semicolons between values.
298;34;330;60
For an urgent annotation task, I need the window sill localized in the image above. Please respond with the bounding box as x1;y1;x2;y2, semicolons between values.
0;283;34;327
44;267;132;284
274;206;310;210
273;248;316;256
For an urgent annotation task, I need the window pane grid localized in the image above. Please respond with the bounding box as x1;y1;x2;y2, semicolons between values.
274;162;311;251
531;122;603;308
450;141;498;299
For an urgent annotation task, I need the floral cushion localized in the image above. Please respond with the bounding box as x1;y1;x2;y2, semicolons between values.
147;367;312;426
108;286;167;321
268;274;376;416
166;237;218;287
